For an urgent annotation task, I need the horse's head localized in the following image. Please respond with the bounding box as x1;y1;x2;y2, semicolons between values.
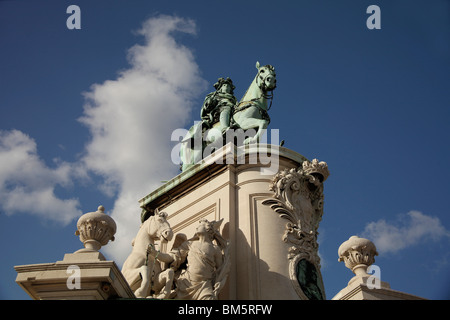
148;211;173;242
255;61;277;92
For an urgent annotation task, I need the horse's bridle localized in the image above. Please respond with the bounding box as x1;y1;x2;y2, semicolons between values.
233;65;277;115
256;66;277;92
256;66;276;110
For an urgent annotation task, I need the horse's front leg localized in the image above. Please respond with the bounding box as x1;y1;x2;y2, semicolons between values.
134;264;152;298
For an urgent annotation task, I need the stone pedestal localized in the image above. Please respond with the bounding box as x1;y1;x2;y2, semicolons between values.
15;252;135;300
15;205;134;300
139;143;328;300
332;276;425;300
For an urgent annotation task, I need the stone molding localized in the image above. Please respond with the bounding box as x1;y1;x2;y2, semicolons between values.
15;253;134;300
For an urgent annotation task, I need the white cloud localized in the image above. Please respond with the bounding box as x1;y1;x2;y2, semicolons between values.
0;130;82;225
0;15;205;265
78;15;207;265
360;210;450;254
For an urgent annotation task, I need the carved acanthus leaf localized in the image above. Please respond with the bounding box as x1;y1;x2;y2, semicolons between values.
263;159;329;300
261;197;297;225
263;159;329;264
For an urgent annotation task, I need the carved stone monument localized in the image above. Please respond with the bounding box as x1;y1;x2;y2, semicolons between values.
120;62;328;300
135;141;328;299
14;62;427;301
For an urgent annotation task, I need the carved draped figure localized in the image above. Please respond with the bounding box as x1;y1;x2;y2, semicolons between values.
169;240;223;300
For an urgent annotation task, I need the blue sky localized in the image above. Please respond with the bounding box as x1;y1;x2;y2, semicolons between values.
1;0;449;300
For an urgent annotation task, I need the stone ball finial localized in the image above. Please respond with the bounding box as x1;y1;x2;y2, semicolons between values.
338;235;378;277
75;205;117;253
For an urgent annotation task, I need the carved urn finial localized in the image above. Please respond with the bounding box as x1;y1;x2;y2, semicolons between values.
338;236;378;277
75;205;117;253
302;159;330;183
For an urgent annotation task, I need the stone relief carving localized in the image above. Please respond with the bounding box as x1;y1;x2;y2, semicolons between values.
163;218;231;300
121;210;174;298
262;159;329;300
122;215;230;300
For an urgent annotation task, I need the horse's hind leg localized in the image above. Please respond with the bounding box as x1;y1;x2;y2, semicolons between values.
244;120;268;145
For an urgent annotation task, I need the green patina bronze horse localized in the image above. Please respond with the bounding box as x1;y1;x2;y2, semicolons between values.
180;62;277;171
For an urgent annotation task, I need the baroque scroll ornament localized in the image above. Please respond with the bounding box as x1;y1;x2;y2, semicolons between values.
262;159;329;299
